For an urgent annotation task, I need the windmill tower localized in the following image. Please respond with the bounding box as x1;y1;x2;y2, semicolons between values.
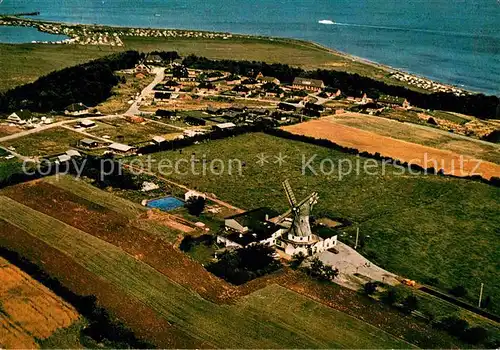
281;179;319;242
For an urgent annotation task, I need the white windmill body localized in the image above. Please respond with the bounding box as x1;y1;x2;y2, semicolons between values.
280;180;320;246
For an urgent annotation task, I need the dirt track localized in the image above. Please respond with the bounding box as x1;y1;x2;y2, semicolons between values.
282;117;500;180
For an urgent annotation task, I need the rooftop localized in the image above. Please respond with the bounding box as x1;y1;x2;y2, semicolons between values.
293;77;324;88
65;102;89;112
109;143;135;152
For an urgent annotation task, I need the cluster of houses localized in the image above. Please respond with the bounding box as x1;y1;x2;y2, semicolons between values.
6;110;54;128
1;18;235;47
139;59;412;117
390;71;468;96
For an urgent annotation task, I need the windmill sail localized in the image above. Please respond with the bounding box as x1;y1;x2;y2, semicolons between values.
281;180;318;238
282;179;297;207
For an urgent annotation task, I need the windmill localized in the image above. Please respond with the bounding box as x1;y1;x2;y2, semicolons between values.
280;179;319;239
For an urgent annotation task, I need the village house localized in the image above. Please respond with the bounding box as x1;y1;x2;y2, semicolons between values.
217;208;284;248
292;77;325;92
7;112;28;125
213;122;236;131
78;120;96;128
256;73;280;85
79;138;99;148
145;54;163;65
135;62;151;75
226;76;242;86
378;95;411;109
108;143;137;155
152;136;166;145
65;103;91;116
354;93;372;105
184;190;206;201
65;149;82;158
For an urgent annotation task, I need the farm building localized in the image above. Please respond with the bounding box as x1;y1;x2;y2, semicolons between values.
214;122;236;131
378;95;411;109
152;136;166;144
145;54;163;65
65;149;81;158
292;77;325;92
79;120;96;128
108;143;136;155
278;102;301;112
256;73;280;85
135;62;151;74
218;208;284;248
79;138;99;148
154;92;172;101
184;190;206;201
7;112;27;125
65;103;91;116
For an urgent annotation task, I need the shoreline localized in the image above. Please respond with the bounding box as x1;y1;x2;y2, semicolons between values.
0;15;478;96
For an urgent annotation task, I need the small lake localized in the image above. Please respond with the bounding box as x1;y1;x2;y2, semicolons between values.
146;196;185;212
0;26;69;43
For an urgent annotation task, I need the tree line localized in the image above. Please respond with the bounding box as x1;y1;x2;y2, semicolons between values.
182;55;500;119
0;51;141;113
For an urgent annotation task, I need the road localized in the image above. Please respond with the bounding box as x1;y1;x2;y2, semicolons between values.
125;67;165;116
0;114;121;144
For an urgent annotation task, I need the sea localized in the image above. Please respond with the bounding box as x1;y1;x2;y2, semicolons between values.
0;0;499;95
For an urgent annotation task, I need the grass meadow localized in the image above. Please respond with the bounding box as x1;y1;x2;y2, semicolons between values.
127;132;500;313
0;194;410;348
1;35;413;92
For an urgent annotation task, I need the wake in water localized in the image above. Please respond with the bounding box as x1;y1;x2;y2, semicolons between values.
318;20;487;39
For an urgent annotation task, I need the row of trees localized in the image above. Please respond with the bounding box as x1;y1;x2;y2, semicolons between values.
182;54;500;119
0;51;141;113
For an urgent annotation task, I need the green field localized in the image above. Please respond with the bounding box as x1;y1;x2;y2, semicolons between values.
82;118;180;145
126;132;500;314
0;195;411;348
0;127;83;157
0;35;413;92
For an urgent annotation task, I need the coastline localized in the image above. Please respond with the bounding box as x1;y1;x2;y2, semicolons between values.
0;15;476;96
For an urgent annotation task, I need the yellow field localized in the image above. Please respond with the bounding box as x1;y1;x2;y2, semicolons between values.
0;257;79;349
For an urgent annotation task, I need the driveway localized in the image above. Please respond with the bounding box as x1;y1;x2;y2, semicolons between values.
318;241;399;290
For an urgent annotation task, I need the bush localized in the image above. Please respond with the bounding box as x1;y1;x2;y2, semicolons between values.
363;281;378;295
206;244;280;285
462;326;488;344
304;257;339;282
402;295;419;313
381;285;410;305
289;252;306;269
185;196;206;216
449;285;468;298
434;315;469;337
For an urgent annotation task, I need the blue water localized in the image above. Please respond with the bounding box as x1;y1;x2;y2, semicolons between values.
0;25;69;43
146;196;184;211
0;0;499;95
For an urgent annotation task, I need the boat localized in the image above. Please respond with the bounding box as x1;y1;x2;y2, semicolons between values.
318;19;335;25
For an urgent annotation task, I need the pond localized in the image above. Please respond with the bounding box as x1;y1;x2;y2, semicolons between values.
0;26;69;43
146;196;184;212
